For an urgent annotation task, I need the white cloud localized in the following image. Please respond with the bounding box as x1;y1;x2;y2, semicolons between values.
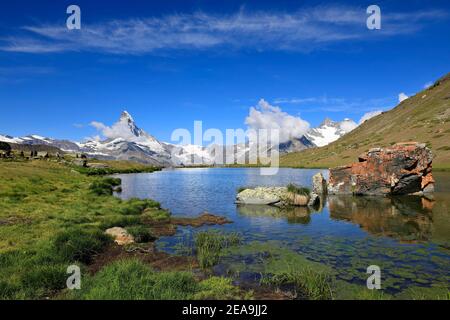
90;119;137;141
245;99;310;143
359;110;383;124
1;7;447;54
398;92;409;103
340;119;358;132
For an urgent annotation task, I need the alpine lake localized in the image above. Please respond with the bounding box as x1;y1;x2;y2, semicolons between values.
115;168;450;299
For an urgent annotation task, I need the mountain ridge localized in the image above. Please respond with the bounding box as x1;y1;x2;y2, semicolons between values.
1;111;359;166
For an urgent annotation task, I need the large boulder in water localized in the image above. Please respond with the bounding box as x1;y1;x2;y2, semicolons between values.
328;142;434;195
236;187;310;206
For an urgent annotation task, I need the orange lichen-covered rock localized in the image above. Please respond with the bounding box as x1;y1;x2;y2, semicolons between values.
328;142;434;195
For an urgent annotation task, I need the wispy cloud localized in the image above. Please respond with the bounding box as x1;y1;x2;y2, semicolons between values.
1;6;447;54
273;96;392;113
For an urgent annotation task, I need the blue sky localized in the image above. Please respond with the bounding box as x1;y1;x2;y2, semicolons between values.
0;0;449;143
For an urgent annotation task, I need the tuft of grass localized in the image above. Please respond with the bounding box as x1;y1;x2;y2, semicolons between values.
120;198;160;215
194;276;244;300
99;215;141;230
286;183;310;196
89;177;121;196
141;208;171;223
126;225;155;243
52;228;112;264
261;266;334;300
194;231;242;269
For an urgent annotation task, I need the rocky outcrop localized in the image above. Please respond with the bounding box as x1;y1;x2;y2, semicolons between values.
312;172;327;195
328;142;434;195
105;227;134;245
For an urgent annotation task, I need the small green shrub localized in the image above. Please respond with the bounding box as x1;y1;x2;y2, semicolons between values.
127;225;155;243
52;228;111;264
287;184;310;196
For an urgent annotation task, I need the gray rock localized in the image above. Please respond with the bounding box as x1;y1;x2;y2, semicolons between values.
236;187;286;205
236;187;311;206
312;172;327;195
308;192;320;207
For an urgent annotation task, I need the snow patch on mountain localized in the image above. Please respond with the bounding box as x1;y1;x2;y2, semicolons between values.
306;118;357;147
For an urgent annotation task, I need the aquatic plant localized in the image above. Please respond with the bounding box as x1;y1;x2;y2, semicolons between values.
261;265;334;300
195;231;242;269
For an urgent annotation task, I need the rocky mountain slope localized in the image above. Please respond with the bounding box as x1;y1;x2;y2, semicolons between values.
280;72;450;169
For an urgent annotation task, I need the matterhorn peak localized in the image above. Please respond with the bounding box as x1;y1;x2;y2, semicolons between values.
120;110;134;122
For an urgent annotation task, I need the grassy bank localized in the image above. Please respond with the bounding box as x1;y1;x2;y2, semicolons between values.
0;160;242;299
73;159;161;175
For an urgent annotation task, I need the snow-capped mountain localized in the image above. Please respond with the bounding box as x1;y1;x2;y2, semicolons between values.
1;112;356;166
305;118;357;147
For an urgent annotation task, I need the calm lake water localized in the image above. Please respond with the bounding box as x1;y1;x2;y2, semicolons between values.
116;168;450;294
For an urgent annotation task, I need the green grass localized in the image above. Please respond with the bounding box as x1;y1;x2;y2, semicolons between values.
70;259;245;300
126;225;155;243
89;177;121;196
194;231;242;269
261;266;334;300
286;183;310;196
52;228;112;264
0;161;172;299
120;198;160;215
72;160;161;176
